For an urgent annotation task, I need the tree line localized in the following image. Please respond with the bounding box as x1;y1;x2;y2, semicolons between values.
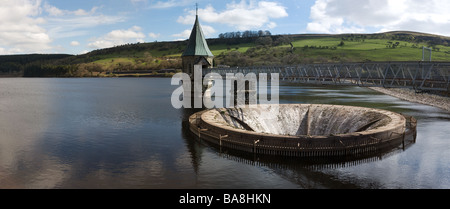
218;30;272;39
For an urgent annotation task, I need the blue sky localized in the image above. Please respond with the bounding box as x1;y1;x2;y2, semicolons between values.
1;0;450;55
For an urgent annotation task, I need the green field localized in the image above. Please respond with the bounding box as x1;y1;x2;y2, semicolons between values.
79;32;450;70
276;36;450;62
2;31;449;77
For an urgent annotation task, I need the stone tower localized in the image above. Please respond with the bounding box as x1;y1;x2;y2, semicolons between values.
181;10;214;76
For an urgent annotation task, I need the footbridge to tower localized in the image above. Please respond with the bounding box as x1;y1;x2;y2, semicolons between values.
207;61;450;93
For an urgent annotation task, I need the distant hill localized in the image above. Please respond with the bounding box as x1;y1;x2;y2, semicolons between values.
1;31;449;77
0;54;72;75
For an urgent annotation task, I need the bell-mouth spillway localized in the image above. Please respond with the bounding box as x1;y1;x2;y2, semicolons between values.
189;104;417;157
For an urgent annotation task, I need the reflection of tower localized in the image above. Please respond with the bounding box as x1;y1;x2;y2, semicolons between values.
180;108;204;175
181;6;214;76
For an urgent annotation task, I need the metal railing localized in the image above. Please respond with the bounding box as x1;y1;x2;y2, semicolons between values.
207;62;450;92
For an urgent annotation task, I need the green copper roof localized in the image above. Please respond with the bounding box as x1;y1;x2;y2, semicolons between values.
182;15;214;57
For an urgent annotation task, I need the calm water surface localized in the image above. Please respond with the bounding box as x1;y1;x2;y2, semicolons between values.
0;78;448;189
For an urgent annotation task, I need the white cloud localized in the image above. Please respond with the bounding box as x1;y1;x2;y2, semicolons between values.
44;3;126;40
44;3;65;16
0;0;52;54
70;41;80;46
200;25;216;37
177;1;288;31
149;0;193;9
266;22;277;29
44;3;99;16
151;1;178;9
172;29;191;39
88;26;146;49
73;7;99;16
46;15;126;39
173;24;216;40
307;0;450;36
148;32;161;39
0;0;125;54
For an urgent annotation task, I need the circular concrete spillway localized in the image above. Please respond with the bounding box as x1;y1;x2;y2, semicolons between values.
189;104;416;157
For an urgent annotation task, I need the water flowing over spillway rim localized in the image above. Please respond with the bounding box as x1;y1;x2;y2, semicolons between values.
188;104;416;158
194;104;407;138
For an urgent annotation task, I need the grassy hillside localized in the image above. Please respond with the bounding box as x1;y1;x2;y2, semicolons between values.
59;31;450;65
286;35;449;62
77;31;450;69
221;32;450;64
1;31;450;77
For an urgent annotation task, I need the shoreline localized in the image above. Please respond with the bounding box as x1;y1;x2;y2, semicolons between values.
2;75;448;112
369;87;450;112
0;74;174;78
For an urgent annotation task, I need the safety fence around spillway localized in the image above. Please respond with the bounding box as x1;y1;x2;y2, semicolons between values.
189;109;417;158
208;62;450;92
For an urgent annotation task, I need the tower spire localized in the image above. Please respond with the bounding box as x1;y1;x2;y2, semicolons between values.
181;2;214;73
195;3;198;16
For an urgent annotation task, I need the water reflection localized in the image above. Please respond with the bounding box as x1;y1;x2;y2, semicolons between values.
0;78;196;188
180;82;449;189
278;84;449;188
180;108;206;175
0;78;448;189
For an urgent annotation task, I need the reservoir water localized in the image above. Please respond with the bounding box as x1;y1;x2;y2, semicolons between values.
0;77;448;189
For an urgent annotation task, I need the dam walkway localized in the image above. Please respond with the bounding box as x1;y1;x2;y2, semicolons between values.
208;62;450;92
